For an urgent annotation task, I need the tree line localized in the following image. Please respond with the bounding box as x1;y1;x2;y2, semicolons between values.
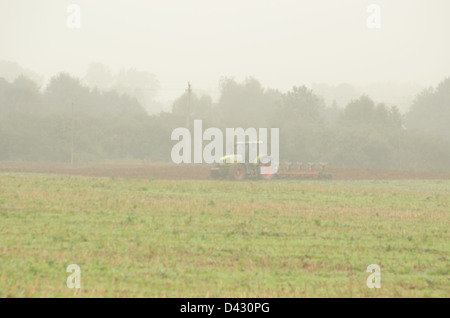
0;73;449;171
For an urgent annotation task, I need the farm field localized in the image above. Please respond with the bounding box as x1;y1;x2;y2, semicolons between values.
1;161;450;180
0;172;449;297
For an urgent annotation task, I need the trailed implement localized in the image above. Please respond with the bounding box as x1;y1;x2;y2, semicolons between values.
275;162;332;180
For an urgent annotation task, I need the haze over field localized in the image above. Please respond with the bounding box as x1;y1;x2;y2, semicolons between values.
0;1;449;170
1;0;450;110
1;1;450;300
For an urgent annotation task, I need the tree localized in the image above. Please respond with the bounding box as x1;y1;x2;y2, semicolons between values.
0;76;41;114
276;86;324;124
218;77;281;127
113;68;161;114
44;73;146;115
0;60;43;85
340;95;402;128
172;92;214;124
405;77;450;139
44;73;91;113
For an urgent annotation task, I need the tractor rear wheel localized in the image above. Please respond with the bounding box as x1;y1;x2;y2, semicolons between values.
231;164;246;181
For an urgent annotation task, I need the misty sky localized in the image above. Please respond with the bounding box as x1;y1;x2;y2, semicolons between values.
1;0;449;103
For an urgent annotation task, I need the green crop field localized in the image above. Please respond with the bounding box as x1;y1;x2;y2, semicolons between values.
0;172;449;297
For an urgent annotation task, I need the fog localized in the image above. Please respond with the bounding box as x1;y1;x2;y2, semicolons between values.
1;0;450;107
1;1;449;170
2;1;450;301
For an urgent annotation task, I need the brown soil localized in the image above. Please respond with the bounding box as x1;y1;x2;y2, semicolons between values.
326;168;450;180
0;162;449;180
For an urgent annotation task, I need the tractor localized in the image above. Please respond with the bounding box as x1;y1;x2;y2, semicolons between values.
210;140;332;181
210;141;275;181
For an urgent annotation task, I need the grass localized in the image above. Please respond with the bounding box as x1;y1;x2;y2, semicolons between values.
0;173;449;297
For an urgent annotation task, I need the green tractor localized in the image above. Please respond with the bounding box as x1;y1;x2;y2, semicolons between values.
210;141;332;181
210;141;276;181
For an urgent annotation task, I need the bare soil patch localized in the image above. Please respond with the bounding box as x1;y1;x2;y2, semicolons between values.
1;162;449;180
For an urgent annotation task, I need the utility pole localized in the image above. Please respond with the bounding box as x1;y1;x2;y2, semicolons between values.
186;82;191;131
71;102;74;165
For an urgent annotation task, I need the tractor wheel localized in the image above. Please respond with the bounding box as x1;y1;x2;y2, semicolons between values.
260;164;275;180
231;164;246;181
219;167;229;180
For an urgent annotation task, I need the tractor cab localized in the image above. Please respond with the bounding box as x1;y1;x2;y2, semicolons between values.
233;140;262;164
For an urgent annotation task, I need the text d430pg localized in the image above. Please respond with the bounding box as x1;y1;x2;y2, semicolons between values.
180;302;270;315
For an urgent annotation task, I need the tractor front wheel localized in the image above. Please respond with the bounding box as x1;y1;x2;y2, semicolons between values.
260;164;275;180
